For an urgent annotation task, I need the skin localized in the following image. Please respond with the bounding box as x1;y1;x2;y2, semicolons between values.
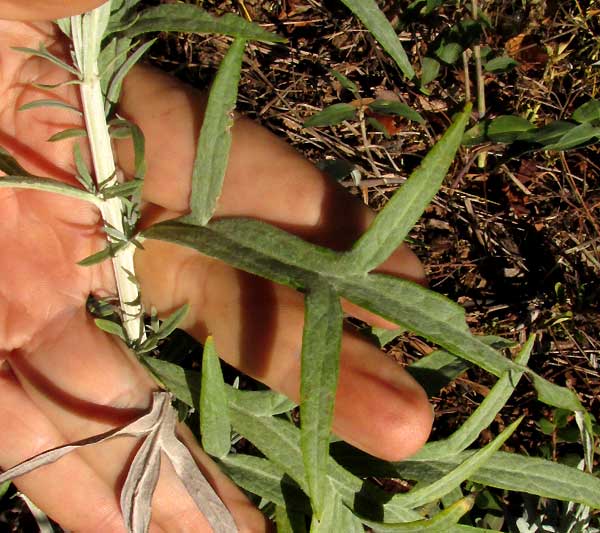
0;4;434;532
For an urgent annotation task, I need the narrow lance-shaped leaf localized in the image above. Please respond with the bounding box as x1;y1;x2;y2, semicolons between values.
221;454;311;515
200;337;231;459
572;99;600;124
19;99;82;115
181;38;246;226
303;103;358;128
229;404;308;492
387;418;521;509
357;495;474;532
341;105;470;273
106;38;157;107
300;281;343;519
393;450;600;509
12;44;80;77
367;100;425;124
312;487;363;533
0;175;101;207
338;0;415;79
412;336;533;460
143;219;584;412
48;128;88;142
121;4;285;43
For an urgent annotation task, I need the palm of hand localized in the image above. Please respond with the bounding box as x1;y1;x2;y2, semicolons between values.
0;17;432;533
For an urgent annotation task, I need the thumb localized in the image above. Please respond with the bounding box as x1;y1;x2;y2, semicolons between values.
0;0;106;21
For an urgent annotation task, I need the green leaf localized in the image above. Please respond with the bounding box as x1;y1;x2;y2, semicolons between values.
390;418;521;508
229;405;308;492
515;120;574;145
0;146;34;176
226;388;296;417
483;56;519;73
367;100;424;124
413;337;533;460
341;105;470;273
368;326;405;348
221;455;311;515
121;4;285;43
77;241;128;267
572;99;600;124
12;44;80;77
304;103;358;128
181;38;245;226
47;128;88;142
200;337;231;459
101;180;142;200
0;481;10;500
275;506;309;533
312;487;363;532
543;121;600;151
435;42;463;64
338;0;415;79
420;56;441;86
0;175;100;207
109;119;146;180
300;282;343;518
142;357;199;409
407;350;469;396
73;143;95;192
143;218;583;412
358;495;474;532
331;69;360;97
18;99;82;115
94;318;126;341
106;38;157;107
487;115;536;143
155;304;190;341
395;450;600;509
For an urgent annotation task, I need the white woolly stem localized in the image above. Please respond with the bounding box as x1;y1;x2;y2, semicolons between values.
72;4;144;344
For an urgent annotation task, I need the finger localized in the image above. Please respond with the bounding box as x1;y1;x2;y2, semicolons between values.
116;65;426;295
0;1;105;21
0;363;130;533
7;308;269;532
136;239;433;461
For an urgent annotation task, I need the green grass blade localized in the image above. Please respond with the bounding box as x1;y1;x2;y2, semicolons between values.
47;128;88;142
358;495;474;532
300;282;343;519
303;103;358;128
413;337;533;460
394;451;600;509
122;4;285;43
390;417;522;509
199;338;231;459
338;0;414;79
220;455;311;515
182;38;245;226
341;106;470;273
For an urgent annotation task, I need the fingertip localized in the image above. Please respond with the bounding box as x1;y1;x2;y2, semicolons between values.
333;335;433;462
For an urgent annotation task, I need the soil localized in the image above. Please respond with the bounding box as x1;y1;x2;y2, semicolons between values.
2;0;599;531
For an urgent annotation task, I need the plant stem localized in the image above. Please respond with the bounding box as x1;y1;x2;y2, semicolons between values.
472;0;487;169
72;6;144;344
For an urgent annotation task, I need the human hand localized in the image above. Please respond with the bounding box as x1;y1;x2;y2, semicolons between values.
0;3;433;532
